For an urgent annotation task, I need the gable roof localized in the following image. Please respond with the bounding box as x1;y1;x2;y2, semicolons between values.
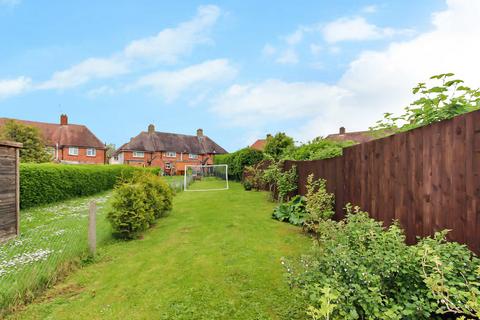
250;139;267;151
325;130;375;144
118;131;227;154
0;118;105;149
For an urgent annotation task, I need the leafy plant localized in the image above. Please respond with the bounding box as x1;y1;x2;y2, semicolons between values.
371;73;480;133
261;161;298;202
303;174;335;234
285;205;480;320
214;147;264;181
272;195;307;226
283;137;355;161
243;180;253;191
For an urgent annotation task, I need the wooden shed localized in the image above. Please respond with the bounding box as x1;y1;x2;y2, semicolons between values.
0;140;22;242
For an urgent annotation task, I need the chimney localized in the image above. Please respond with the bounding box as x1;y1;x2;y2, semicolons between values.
60;114;68;126
148;124;155;134
197;128;204;137
339;127;346;135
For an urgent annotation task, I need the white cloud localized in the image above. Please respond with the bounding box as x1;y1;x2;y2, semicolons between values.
134;59;237;102
0;0;20;7
124;5;221;64
285;29;304;46
275;48;299;64
362;5;378;13
38;58;128;90
322;16;412;43
214;0;480;143
262;43;277;56
0;77;31;99
86;85;116;98
212;79;348;126
38;5;221;91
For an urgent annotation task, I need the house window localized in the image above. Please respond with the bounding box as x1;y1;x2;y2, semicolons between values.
86;148;96;157
133;151;144;158
165;163;171;169
166;151;176;158
189;153;198;159
68;147;79;156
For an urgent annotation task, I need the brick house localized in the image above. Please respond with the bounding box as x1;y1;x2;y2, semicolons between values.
325;127;377;144
0;115;106;164
250;134;271;151
113;125;227;175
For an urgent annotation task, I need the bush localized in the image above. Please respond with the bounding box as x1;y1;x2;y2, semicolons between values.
283;137;355;161
285;205;480;320
214;148;264;181
262;161;298;202
303;174;335;234
107;172;173;239
20;164;161;208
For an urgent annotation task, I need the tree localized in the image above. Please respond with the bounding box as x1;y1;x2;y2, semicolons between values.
0;120;51;163
264;132;294;160
283;137;355;161
105;143;116;161
371;73;480;133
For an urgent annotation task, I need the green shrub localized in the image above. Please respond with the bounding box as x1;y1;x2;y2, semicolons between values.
107;173;173;239
243;180;253;191
131;172;173;219
20;164;161;209
214;148;264;181
283;137;355;161
304;174;335;234
285;205;480;319
272;195;307;226
262;161;297;202
107;183;152;239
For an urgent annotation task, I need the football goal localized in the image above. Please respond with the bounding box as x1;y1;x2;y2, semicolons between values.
184;164;229;192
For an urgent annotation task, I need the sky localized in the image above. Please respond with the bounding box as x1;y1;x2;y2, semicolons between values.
1;0;480;151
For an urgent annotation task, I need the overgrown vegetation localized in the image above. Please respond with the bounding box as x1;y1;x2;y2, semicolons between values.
0;120;51;163
261;161;298;202
264;132;295;160
371;73;480;133
303;174;335;234
107;172;173;239
214;147;264;181
285;205;480;320
20;164;160;208
272;195;307;226
283;137;355;161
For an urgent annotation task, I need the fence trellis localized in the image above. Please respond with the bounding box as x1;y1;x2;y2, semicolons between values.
285;110;480;254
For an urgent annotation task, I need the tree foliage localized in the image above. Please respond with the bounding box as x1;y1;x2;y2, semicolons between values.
264;132;294;160
214;147;264;181
371;73;480;133
0;120;51;163
283;137;354;161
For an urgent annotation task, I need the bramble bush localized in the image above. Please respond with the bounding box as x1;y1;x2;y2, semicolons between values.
20;163;161;208
107;172;173;239
285;205;480;320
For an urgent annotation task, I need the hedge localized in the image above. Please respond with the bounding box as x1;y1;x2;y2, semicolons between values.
214;148;264;181
20;164;161;209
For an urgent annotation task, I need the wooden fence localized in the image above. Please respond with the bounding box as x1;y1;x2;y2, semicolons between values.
284;110;480;254
0;141;22;242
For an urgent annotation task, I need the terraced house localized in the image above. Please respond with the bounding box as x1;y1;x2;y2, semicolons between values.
0;114;106;164
113;125;227;175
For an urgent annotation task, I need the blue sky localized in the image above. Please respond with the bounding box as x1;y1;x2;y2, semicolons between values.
1;0;479;151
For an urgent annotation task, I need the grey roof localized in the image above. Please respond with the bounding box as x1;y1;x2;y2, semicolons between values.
117;131;228;155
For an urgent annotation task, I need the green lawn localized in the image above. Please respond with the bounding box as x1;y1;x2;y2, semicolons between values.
8;182;310;319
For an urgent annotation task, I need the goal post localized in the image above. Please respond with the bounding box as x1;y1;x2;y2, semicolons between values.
184;164;229;192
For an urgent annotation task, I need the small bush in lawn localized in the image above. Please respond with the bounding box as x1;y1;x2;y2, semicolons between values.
107;183;151;239
243;180;253;191
285;205;480;320
131;172;173;219
107;173;173;239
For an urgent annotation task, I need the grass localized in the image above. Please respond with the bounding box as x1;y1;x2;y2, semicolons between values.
8;181;310;319
0;192;114;315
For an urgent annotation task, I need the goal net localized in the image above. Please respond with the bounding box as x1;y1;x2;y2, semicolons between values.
184;164;229;191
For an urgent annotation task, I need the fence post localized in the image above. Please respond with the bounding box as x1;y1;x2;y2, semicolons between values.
88;201;97;256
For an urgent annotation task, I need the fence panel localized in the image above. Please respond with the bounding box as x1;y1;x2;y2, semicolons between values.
289;110;480;254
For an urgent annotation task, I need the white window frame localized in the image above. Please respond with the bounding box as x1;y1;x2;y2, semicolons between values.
166;151;176;158
86;148;96;157
165;163;171;169
189;153;198;159
68;147;79;156
133;151;145;158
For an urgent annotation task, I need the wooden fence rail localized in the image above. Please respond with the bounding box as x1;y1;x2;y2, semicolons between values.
284;110;480;254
